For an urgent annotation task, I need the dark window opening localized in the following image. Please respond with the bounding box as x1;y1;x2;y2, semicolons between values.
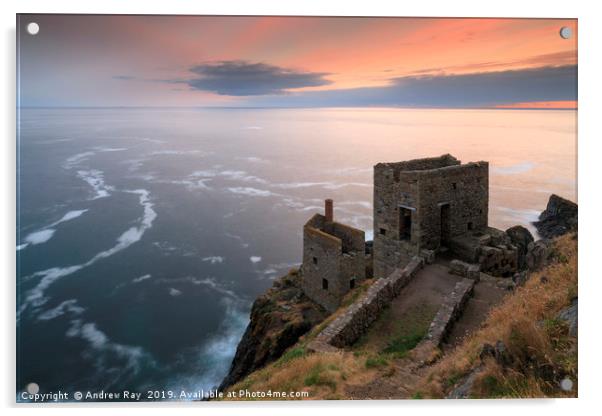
350;279;356;289
452;182;457;190
379;228;387;236
322;278;329;290
440;204;451;245
399;208;412;240
479;209;483;214
468;222;474;231
312;256;318;265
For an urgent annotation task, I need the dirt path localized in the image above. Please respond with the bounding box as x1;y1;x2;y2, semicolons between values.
344;266;508;399
444;274;507;349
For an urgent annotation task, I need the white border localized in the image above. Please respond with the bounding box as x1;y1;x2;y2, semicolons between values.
2;1;600;415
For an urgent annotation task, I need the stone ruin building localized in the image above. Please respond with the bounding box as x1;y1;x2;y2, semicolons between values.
373;154;519;279
301;199;366;312
301;154;521;312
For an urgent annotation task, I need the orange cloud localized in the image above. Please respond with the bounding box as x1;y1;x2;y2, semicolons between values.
495;100;577;109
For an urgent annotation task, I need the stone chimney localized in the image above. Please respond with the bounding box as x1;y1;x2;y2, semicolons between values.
325;199;333;222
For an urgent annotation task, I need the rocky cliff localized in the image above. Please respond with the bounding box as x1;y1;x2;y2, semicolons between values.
219;269;328;390
534;194;578;238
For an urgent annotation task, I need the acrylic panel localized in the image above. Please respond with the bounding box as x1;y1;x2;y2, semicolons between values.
16;14;578;402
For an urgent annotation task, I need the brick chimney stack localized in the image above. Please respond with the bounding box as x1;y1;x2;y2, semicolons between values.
325;199;334;222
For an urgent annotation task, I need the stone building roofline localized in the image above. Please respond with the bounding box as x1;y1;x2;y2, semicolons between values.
304;200;366;255
374;154;460;172
374;154;488;178
304;213;365;238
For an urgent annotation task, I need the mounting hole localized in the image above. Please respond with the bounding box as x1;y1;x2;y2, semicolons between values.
26;382;40;394
559;26;572;39
26;22;40;36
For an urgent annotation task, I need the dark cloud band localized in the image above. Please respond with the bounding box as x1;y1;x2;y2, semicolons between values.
247;64;577;108
183;60;332;96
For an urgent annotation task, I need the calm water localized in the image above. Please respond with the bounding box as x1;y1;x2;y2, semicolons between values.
16;107;576;399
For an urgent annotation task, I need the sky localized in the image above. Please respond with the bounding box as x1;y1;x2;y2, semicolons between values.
17;15;577;108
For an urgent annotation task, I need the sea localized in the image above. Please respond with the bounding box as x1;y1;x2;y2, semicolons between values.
16;107;577;400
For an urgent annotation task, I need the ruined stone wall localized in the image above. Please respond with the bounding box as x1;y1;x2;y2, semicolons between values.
373;162;421;278
301;214;365;312
331;222;365;254
301;226;344;312
307;257;424;352
415;162;489;249
426;278;475;346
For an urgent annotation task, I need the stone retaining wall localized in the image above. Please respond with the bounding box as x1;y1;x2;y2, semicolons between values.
426;278;475;346
307;257;424;352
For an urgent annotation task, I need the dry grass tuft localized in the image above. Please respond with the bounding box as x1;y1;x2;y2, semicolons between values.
225;351;367;400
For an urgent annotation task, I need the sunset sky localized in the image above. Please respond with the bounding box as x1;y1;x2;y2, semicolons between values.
17;15;577;108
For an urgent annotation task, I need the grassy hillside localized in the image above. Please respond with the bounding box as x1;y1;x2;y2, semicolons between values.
417;232;578;398
222;233;577;400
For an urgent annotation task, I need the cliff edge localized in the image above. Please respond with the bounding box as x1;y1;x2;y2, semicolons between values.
219;269;328;390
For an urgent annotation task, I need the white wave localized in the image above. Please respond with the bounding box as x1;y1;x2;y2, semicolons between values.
132;274;152;283
36;138;73;145
241;126;263;130
77;170;113;199
227;187;276;197
150;150;203;156
323;182;372;190
338;214;372;231
331;167;373;175
496;206;541;226
162;178;213;191
52;209;88;225
24;229;55;245
202;256;225;264
19;209;89;250
236;156;269;163
65;319;155;389
194;277;239;299
250;256;262;264
257;261;300;280
38;299;85;321
20;189;156;314
224;233;249;248
220;170;267;184
152;241;180;254
189;170;218;178
63;151;95;169
339;200;372;209
93;147;127;152
153;276;239;299
272;181;371;190
169;288;182;297
165;297;249;394
492;162;535;175
298;205;323;212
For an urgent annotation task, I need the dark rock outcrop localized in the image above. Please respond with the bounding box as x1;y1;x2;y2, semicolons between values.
505;225;534;270
219;270;328;391
534;194;577;239
526;239;553;271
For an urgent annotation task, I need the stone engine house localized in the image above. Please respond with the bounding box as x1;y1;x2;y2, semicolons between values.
301;199;366;312
373;154;490;278
301;154;520;312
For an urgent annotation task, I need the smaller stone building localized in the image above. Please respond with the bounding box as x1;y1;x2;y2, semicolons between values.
301;199;366;312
